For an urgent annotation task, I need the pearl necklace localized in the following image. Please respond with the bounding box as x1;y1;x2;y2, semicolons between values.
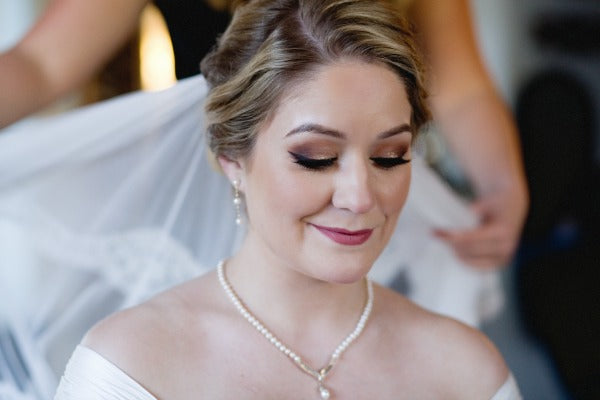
217;260;373;400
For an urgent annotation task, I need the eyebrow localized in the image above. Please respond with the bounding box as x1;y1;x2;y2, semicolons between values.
285;123;412;139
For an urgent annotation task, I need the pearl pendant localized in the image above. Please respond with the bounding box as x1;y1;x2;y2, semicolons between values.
319;384;331;399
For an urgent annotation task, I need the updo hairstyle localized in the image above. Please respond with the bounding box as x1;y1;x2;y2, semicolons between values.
200;0;430;160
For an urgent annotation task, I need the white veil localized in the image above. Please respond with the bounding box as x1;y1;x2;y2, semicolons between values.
0;75;502;399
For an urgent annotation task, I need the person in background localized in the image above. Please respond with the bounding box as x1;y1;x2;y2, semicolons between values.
0;0;528;275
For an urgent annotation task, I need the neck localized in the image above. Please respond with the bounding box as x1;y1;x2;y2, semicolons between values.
223;234;369;353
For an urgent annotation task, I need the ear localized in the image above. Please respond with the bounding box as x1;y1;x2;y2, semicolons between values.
218;154;244;188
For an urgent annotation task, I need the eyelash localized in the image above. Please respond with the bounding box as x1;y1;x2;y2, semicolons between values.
290;152;337;170
289;152;410;171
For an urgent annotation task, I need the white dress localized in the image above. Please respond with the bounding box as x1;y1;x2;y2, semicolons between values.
54;346;522;399
0;75;503;400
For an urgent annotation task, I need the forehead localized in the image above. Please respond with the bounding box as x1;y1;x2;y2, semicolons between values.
265;61;412;136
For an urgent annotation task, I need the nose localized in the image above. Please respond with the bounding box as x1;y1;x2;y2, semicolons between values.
332;156;375;214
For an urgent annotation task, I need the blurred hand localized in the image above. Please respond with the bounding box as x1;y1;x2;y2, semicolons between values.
433;187;528;269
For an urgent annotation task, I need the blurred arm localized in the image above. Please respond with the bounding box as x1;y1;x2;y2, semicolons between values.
409;0;529;268
0;0;148;128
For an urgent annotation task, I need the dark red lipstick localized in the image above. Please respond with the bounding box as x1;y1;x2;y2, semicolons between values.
311;224;373;246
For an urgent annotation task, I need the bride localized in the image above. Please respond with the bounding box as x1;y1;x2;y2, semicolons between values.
51;0;520;398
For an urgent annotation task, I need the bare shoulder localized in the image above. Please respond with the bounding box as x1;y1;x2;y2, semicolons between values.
374;284;509;399
81;271;222;386
425;312;509;398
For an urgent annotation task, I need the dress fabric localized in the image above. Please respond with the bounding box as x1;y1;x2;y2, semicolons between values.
54;347;155;400
0;75;501;399
54;346;522;400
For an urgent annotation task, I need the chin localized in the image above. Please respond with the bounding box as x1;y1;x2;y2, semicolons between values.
315;254;376;284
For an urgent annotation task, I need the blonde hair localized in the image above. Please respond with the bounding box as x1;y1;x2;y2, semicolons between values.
201;0;430;159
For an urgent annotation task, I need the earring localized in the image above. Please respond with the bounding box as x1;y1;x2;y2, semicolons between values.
233;179;243;225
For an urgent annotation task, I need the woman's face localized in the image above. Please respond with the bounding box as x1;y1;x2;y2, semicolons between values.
225;61;413;283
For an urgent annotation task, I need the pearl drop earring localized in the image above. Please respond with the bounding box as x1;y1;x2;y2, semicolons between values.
233;179;242;225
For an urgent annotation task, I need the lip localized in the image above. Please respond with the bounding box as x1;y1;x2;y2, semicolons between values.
311;224;373;246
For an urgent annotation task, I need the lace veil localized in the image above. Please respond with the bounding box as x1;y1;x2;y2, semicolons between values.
0;75;501;399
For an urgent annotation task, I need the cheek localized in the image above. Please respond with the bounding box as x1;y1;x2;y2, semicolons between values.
245;160;330;226
381;167;411;216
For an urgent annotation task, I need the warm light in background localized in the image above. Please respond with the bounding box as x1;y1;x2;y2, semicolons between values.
139;4;176;91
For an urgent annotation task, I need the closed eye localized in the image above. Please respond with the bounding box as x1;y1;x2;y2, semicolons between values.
370;157;411;169
289;151;337;170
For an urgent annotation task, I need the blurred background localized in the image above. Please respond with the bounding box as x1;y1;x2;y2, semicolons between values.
1;0;598;399
469;2;599;400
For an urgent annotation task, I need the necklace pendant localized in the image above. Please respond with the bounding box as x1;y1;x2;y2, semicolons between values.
318;384;331;399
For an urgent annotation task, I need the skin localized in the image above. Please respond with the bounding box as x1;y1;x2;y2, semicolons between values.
83;61;509;399
0;0;528;270
0;0;147;126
